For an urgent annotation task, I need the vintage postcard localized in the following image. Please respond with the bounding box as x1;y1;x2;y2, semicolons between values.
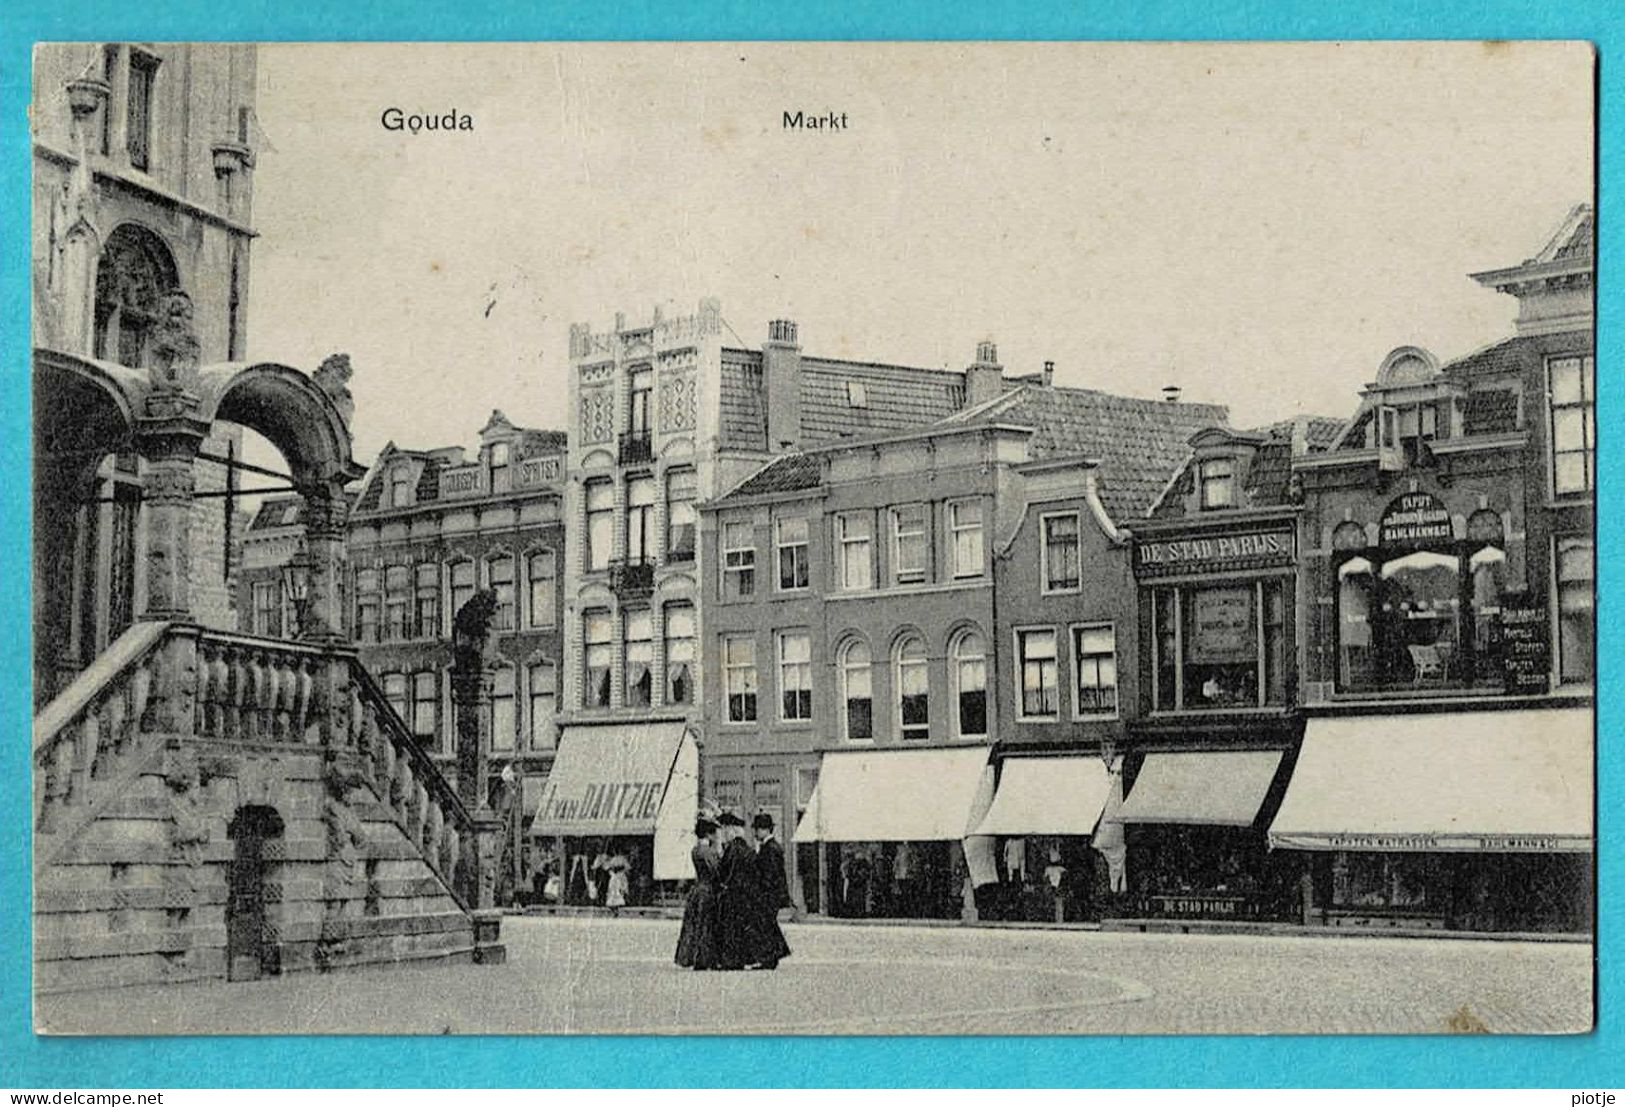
29;40;1595;1036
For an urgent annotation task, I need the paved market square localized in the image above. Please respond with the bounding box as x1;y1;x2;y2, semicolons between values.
36;917;1593;1036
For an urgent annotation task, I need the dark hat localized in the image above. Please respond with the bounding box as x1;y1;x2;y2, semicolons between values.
694;816;718;837
717;809;746;827
752;811;775;831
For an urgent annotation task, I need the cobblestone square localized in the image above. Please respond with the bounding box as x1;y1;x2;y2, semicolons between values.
36;916;1594;1036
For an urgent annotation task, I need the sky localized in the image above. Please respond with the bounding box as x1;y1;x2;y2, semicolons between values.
244;41;1594;469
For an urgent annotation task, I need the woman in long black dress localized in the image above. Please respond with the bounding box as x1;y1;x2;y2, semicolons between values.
715;810;759;970
674;817;721;970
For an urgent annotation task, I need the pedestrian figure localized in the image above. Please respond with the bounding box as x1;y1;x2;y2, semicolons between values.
715;810;757;970
749;812;793;969
676;816;722;969
605;853;629;917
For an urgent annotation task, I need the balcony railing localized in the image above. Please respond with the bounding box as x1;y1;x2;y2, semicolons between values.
618;430;653;465
608;557;655;600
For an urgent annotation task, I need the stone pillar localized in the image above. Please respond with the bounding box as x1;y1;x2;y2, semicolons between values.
298;483;350;644
449;589;505;962
133;410;210;621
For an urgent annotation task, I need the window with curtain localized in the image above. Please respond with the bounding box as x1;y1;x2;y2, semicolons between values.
1199;458;1236;509
1072;623;1118;716
892;505;928;584
950;500;984;578
779;630;813;720
382;672;408;723
1017;627;1059;719
664;603;695;706
583;610;612;708
666;469;698;562
412;671;439;748
896;636;929;740
624;608;653;707
841;639;873;741
723;520;756;600
1556;536;1594;684
724;635;758;723
626;476;655;563
952;630;987;737
777;516;810;591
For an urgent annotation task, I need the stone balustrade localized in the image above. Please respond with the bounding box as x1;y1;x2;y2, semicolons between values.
33;621;166;837
194;630;325;744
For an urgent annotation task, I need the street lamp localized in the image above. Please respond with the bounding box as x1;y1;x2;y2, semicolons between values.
281;540;312;640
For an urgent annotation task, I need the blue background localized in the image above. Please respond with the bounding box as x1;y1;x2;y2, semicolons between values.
0;0;1617;1089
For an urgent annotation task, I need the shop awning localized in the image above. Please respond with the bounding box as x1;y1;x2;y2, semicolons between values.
1119;750;1283;826
794;746;993;842
530;722;695;845
1268;708;1593;852
972;757;1113;837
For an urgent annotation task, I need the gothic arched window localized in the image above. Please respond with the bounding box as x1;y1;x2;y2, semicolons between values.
94;224;178;368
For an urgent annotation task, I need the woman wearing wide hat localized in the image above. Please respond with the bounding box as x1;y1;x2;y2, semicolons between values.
674;812;722;970
714;808;758;971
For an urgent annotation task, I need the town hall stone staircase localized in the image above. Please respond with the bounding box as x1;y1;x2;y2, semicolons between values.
34;622;496;993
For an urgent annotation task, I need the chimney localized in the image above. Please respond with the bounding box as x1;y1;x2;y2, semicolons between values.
1162;384;1182;404
1042;360;1055;388
1290;415;1309;456
965;339;1005;408
764;319;802;451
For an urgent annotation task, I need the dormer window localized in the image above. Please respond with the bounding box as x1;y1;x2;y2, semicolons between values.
1199;458;1236;510
488;441;511;493
846;381;868;408
387;466;413;509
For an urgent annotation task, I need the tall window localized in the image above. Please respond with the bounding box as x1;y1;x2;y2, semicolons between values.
489;667;516;751
449;560;476;628
488;554;515;631
412;671;439;748
777;516;810;591
952;630;987;737
583;610;612;708
949;501;984;578
1017;627;1059;719
252;581;281;637
895;636;930;740
624;608;653;707
414;562;439;639
664;603;695;705
778;631;813;721
528;662;557;750
355;568;380;643
1548;355;1595;496
629;368;653;434
892;505;928;584
126;50;159;171
1199;458;1236;510
836;512;873;590
585;480;614;571
1556;537;1594;684
723;635;758;723
1042;514;1081;592
526;550;556;628
1072;623;1118;716
626;476;655;563
840;639;873;741
722;520;756;600
488;441;511;493
384;564;409;641
666;469;698;563
382;672;408;723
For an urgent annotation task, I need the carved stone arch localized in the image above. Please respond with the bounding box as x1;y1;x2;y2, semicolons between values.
660;435;696;462
576;582;615;607
195;362;360;487
580;448;615;471
886;623;931;659
944;619;988;657
656;571;697;596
